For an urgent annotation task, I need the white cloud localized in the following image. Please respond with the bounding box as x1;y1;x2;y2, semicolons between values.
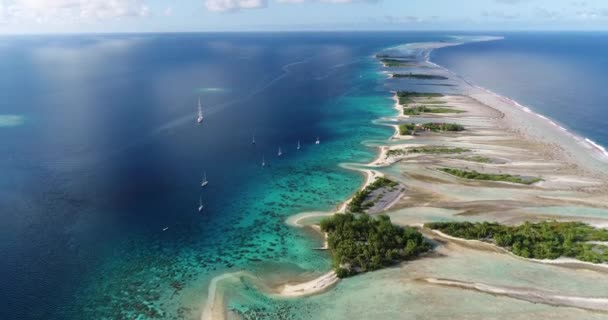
534;7;560;19
576;8;608;20
206;0;379;12
277;0;379;3
204;0;268;12
383;15;422;23
2;0;150;22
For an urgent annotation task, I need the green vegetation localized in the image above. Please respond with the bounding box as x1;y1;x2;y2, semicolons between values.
399;123;417;135
348;177;398;213
321;214;431;277
376;54;416;59
396;91;443;105
380;58;416;67
461;155;493;163
385;149;408;158
425;221;608;263
392;73;449;80
410;146;469;154
440;168;542;185
399;123;465;135
403;106;464;116
421;122;465;132
386;146;470;158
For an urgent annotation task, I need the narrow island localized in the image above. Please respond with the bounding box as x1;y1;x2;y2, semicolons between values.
458;155;493;163
439;168;542;185
399;122;465;135
380;58;416;67
396;91;443;105
376;54;416;60
426;221;608;263
386;146;470;158
403;105;464;116
320;213;431;278
392;73;449;80
348;177;402;214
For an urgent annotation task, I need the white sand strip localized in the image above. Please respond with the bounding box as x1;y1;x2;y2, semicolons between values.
423;277;608;312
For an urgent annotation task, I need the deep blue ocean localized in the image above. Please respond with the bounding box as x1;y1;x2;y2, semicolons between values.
0;32;447;319
3;31;608;319
433;32;608;149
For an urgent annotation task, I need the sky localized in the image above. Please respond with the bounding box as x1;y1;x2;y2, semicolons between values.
1;0;608;34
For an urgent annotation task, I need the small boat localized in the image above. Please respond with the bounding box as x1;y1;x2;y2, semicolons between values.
278;147;283;157
162;227;169;231
201;172;209;187
315;137;320;145
297;140;301;150
198;196;204;212
262;155;266;167
197;98;204;124
252;134;256;145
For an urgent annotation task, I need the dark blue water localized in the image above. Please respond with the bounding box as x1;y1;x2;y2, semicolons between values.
433;32;608;148
0;32;448;319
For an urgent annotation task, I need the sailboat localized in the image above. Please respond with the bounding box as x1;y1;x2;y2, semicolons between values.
197;98;204;124
315;137;320;145
252;134;256;145
278;147;283;157
262;155;266;167
201;172;209;187
297;140;301;150
198;196;204;212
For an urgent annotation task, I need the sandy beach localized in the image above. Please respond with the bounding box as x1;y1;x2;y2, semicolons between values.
277;271;339;297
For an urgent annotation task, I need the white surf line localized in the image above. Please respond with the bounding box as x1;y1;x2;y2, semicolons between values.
423;277;608;313
423;38;608;161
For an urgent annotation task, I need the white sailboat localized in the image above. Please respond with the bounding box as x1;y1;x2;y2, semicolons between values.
297;140;301;150
315;136;320;145
262;155;266;167
198;196;204;212
201;172;209;187
278;147;283;157
197;98;204;124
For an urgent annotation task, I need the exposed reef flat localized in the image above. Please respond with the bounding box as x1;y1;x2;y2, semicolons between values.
198;37;608;319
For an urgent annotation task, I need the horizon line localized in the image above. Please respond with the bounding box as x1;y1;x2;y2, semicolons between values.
2;29;608;36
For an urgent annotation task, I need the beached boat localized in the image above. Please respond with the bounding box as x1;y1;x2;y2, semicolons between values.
197;98;204;124
201;172;209;187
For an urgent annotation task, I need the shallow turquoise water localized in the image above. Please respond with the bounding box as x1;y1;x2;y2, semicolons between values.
68;50;400;319
1;32;450;320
